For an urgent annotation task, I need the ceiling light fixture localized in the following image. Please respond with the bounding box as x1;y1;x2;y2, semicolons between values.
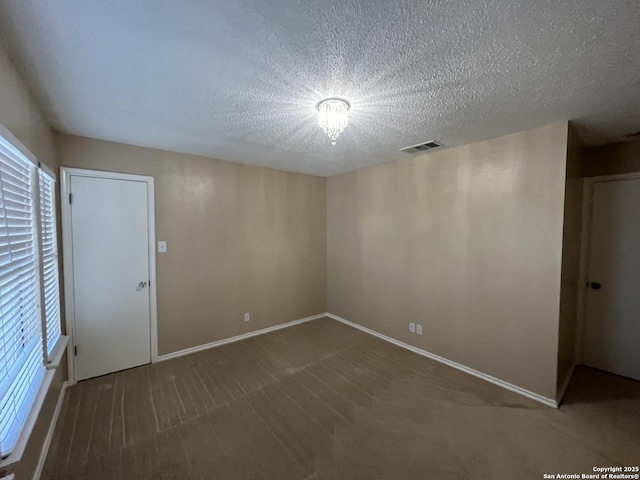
316;97;350;145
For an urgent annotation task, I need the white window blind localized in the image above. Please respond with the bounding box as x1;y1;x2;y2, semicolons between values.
38;171;61;357
0;140;44;457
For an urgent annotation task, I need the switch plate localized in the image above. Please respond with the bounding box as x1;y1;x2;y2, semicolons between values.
158;241;167;253
416;325;423;335
409;322;416;333
244;313;250;322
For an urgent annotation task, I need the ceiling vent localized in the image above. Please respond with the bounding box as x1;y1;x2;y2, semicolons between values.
400;140;443;154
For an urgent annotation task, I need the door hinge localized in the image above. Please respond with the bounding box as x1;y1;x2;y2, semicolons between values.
74;345;77;356
69;193;73;204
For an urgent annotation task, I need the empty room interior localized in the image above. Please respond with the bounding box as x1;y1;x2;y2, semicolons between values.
1;1;640;479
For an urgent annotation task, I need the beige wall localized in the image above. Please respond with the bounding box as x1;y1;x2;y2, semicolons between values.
583;140;640;178
0;43;56;170
556;124;584;396
328;123;569;400
57;134;327;356
0;43;67;480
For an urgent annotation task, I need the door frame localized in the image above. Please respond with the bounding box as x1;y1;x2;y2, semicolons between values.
576;171;640;365
60;167;158;384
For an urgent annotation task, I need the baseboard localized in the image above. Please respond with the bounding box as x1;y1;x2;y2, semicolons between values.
32;381;70;480
556;364;575;406
157;313;328;362
326;313;558;408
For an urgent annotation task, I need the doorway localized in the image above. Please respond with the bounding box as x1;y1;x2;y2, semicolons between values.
61;168;158;383
580;173;640;382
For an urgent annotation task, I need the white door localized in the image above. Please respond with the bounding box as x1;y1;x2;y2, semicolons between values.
584;177;640;381
69;174;152;381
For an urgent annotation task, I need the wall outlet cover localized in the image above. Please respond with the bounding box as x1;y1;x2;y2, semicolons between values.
416;325;423;335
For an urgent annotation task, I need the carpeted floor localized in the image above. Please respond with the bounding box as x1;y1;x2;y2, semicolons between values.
42;317;640;479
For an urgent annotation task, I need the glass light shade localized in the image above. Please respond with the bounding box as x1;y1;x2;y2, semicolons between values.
317;98;350;145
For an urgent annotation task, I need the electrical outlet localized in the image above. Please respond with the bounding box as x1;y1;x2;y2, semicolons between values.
409;322;416;333
244;313;250;322
416;324;423;335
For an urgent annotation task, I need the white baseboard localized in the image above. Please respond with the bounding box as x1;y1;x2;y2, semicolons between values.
156;313;328;362
32;381;70;480
556;364;575;406
326;313;558;408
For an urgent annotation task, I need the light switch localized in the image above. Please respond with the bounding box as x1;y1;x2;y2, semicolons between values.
158;241;167;253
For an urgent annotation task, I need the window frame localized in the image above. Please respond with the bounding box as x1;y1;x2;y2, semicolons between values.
0;123;66;465
37;167;63;362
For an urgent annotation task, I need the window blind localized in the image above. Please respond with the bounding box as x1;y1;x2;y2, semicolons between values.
0;141;44;457
38;170;61;357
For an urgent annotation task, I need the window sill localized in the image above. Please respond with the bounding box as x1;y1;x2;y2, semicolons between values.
0;369;55;468
46;335;69;370
0;337;68;468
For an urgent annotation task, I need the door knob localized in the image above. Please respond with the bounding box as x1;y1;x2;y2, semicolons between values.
590;282;602;290
138;281;148;288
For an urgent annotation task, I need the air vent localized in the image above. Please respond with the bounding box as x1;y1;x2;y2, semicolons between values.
400;140;443;154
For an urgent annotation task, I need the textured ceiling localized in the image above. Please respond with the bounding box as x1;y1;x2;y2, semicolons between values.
1;1;639;176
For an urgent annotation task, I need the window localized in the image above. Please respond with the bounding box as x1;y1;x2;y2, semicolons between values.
0;131;61;459
38;171;61;357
